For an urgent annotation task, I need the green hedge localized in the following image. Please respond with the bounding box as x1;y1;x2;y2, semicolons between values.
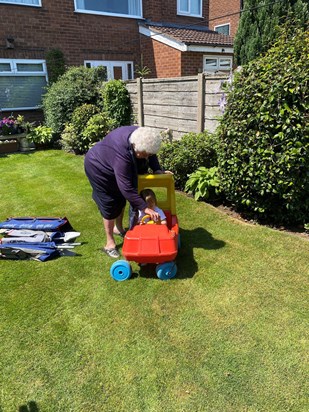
217;24;309;225
42;66;106;136
158;132;217;191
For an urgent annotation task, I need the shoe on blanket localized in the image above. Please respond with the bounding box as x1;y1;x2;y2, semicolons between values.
102;247;120;258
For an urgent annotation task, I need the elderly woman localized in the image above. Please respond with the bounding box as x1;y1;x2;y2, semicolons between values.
84;126;167;258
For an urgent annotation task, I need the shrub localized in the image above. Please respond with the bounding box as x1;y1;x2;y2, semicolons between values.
42;66;107;136
82;113;116;146
99;80;131;127
60;104;114;154
158;132;217;190
27;125;54;146
185;167;220;201
60;104;98;154
70;104;99;135
217;24;309;225
60;124;77;153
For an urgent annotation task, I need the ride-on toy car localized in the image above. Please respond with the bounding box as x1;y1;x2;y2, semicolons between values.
110;174;179;281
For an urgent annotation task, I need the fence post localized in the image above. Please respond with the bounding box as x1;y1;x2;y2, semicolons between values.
137;77;144;126
197;73;205;133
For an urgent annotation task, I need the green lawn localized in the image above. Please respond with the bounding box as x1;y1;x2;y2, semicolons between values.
0;150;308;412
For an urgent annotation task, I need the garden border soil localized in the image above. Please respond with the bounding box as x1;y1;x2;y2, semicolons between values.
181;192;309;241
215;203;309;241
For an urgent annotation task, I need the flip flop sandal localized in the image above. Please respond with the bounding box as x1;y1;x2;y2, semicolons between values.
102;247;120;258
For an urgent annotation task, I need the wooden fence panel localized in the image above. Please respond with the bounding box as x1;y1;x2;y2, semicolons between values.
143;104;197;120
142;92;198;107
126;74;228;139
142;78;197;92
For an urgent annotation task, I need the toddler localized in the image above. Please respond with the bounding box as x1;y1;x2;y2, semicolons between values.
138;189;167;225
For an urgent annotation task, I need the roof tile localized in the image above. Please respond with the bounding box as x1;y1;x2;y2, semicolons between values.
145;24;234;47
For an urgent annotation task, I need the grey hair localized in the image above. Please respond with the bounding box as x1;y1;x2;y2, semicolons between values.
129;127;162;154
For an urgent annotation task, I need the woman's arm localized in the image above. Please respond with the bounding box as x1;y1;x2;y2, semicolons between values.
149;155;173;174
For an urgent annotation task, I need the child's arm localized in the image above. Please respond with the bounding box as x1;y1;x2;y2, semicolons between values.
158;208;167;225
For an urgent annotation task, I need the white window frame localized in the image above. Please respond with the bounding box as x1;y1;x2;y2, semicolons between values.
0;0;41;6
84;60;134;81
203;56;233;72
177;0;202;17
214;23;230;36
74;0;143;19
0;59;48;110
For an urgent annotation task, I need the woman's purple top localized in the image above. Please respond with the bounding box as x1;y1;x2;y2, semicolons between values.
84;126;161;211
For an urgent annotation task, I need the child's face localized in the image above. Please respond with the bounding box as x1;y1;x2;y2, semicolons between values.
146;197;156;208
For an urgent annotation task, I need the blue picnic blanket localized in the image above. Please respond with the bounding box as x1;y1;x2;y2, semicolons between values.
0;217;73;231
0;242;60;261
0;217;79;261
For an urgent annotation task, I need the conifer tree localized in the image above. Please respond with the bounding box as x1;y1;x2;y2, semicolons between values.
234;0;308;65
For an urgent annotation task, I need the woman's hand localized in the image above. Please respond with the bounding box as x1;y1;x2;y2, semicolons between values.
144;207;160;222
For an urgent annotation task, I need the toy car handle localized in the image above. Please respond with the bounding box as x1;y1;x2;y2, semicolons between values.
140;214;161;225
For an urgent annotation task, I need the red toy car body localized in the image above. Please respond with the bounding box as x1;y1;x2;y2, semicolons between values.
122;211;179;264
110;174;180;281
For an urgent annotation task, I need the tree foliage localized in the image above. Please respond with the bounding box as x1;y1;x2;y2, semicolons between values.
217;24;309;225
234;0;308;65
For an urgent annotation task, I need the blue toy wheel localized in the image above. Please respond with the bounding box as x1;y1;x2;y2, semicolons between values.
110;260;132;281
156;262;177;280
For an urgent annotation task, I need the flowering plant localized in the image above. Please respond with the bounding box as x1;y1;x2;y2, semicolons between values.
0;116;18;135
0;114;33;135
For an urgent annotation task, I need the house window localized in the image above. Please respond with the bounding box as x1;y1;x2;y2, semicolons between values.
0;0;41;5
203;56;233;71
75;0;142;18
178;0;202;17
0;59;48;110
85;60;134;81
214;24;230;35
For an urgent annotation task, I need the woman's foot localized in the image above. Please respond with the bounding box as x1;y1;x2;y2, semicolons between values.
102;247;120;258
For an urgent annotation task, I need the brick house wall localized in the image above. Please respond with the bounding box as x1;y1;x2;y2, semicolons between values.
144;0;209;25
141;0;210;79
141;43;208;79
0;0;143;120
141;36;182;78
0;1;141;66
0;1;210;68
181;52;204;76
209;0;241;37
0;0;230;121
141;41;233;79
